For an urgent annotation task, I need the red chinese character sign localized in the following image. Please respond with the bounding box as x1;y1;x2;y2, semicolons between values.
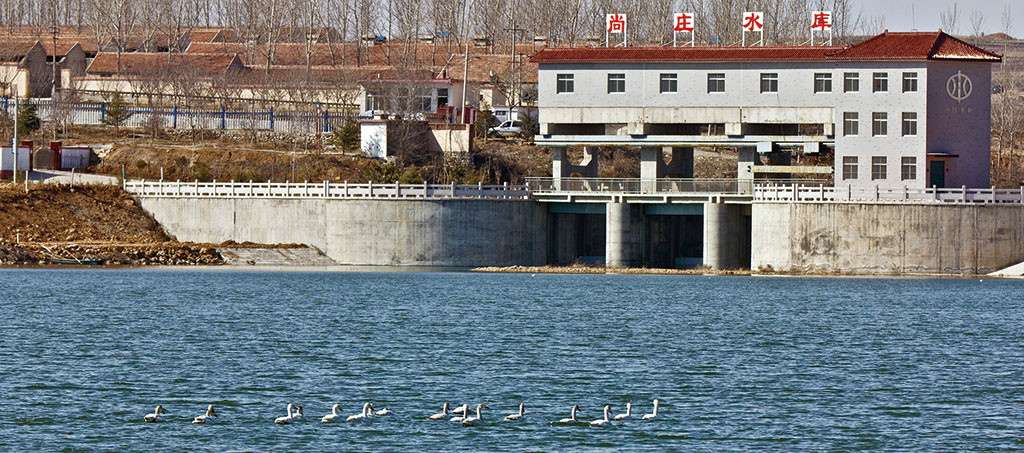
742;11;764;46
673;13;695;47
606;14;627;47
810;10;833;45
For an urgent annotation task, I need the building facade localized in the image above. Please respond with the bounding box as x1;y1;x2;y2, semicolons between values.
530;31;1000;189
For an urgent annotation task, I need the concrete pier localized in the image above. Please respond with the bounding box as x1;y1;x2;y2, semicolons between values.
703;202;744;270
605;202;642;268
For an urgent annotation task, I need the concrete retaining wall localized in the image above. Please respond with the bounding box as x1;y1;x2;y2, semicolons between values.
752;202;1024;274
139;197;547;267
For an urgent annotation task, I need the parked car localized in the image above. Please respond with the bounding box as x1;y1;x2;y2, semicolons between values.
488;120;523;137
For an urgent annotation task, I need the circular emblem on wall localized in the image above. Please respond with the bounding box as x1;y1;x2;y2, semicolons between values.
946;70;972;104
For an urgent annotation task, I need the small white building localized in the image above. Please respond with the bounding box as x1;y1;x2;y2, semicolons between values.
530;31;1000;190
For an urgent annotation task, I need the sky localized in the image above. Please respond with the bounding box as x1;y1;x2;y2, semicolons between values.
853;0;1017;36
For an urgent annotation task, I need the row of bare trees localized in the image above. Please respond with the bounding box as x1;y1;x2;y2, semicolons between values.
1;0;876;51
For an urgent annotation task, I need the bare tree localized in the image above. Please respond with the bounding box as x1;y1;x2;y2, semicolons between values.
968;9;984;42
1001;4;1012;38
939;2;960;35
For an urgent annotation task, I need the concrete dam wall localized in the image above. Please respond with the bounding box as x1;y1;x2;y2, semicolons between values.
752;202;1024;274
139;197;547;267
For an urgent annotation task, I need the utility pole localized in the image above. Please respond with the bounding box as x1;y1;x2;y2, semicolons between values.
12;83;17;185
460;0;472;123
51;5;59;142
504;22;526;111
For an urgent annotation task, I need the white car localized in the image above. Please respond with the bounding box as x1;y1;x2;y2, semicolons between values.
488;120;523;137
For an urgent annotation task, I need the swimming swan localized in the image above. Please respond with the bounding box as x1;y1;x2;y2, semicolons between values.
642;399;659;420
192;405;216;424
428;402;450;420
590;405;612;427
291;405;304;421
275;403;296;424
144;405;166;423
373;407;394;416
613;402;631;421
347;403;373;422
461;403;487;426
504;403;525;421
553;405;582;424
449;404;470;423
321;404;342;423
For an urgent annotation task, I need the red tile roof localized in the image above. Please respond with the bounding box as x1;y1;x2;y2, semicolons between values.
530;31;1001;63
830;31;1001;61
85;52;243;75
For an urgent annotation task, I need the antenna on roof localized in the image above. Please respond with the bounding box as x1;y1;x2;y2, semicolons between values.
911;3;917;32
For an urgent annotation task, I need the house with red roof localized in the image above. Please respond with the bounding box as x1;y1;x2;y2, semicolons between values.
530;30;1001;190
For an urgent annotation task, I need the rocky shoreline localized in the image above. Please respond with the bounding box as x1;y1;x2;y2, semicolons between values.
0;242;223;266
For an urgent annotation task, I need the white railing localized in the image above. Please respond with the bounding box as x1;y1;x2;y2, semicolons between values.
124;180;530;200
754;183;1024;204
525;177;827;195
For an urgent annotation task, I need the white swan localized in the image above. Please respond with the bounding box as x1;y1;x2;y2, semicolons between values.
590;405;612;427
144;405;166;423
553;405;582;424
321;404;342;423
275;403;296;424
428;402;449;420
642;399;659;420
504;403;525;421
346;403;373;422
291;405;304;421
461;403;487;426
373;407;394;416
613;402;631;421
449;404;470;423
192;405;216;424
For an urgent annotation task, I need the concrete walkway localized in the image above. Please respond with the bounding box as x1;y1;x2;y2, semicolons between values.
989;261;1024;278
26;170;118;185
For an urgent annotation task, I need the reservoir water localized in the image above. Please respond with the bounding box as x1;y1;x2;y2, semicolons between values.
1;269;1022;451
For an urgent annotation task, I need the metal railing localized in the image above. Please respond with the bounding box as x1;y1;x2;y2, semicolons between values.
525;177;826;195
124;180;530;200
754;183;1024;204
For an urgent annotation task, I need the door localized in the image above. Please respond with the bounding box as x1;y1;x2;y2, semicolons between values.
929;160;945;188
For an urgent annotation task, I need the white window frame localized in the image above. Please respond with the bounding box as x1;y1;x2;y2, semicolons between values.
843;112;859;136
707;73;726;93
872;112;888;137
844;72;859;92
607;73;626;94
814;72;833;93
902;112;918;136
556;73;574;94
659;73;678;93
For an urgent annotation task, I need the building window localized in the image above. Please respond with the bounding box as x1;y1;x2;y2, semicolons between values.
760;73;778;93
843;112;859;136
437;88;449;107
903;72;918;92
872;112;888;136
873;72;888;92
843;156;858;180
707;73;726;93
659;73;677;93
365;92;386;111
902;112;918;136
607;73;625;93
814;73;833;93
844;72;859;92
556;74;574;93
902;156;917;180
872;156;887;180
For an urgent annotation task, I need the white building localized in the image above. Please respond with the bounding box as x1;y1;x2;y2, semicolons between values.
530;31;1000;190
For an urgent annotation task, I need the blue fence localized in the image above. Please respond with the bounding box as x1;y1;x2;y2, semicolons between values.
1;97;362;134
